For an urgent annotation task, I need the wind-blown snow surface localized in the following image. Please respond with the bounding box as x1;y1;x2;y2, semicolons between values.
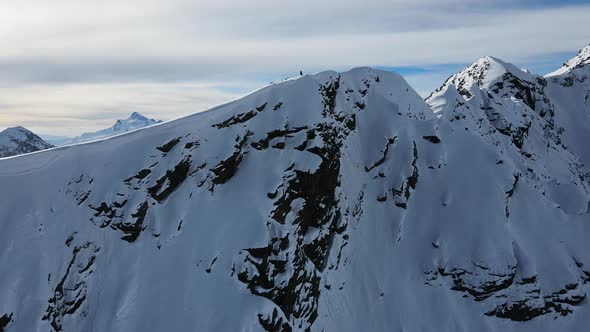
0;126;53;158
1;61;590;331
47;112;162;146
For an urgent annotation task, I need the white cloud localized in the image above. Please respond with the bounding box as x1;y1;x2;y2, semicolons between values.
0;0;588;134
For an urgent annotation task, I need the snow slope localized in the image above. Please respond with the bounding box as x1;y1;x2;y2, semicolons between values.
1;57;590;332
47;112;162;146
0;126;54;158
544;45;590;166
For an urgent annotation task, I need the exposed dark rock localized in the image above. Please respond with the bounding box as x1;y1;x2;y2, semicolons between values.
273;102;283;111
124;169;151;183
365;137;396;172
505;175;519;222
430;264;516;302
212;102;267;129
213;111;257;129
89;199;148;243
294;129;317;151
90;202;118;221
506;175;519;198
395;202;407;209
485;300;546;321
184;141;199;150
156;137;182;153
485;285;586;321
0;313;12;332
258;308;292;332
319;76;341;116
42;242;99;331
76;191;91;205
496;123;531;150
210;132;252;188
422;136;441;144
118;201;149;243
256;102;268;112
148;157;192;202
238;104;354;330
65;232;76;247
206;257;218;273
392;141;419;208
251;126;308;151
429;257;589;322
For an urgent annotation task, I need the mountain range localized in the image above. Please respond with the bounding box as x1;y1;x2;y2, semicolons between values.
43;112;162;146
0;44;589;331
0;113;161;158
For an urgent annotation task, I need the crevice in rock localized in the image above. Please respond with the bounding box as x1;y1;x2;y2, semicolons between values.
365;137;396;172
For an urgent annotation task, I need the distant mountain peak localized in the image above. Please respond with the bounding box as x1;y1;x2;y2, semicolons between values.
3;126;28;135
129;112;149;121
427;56;535;101
0;126;53;158
546;44;590;77
50;112;162;146
110;112;160;133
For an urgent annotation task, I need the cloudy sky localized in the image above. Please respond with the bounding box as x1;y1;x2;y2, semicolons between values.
1;0;589;136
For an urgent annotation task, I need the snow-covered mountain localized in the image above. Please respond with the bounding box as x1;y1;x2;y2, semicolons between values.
1;46;590;332
426;49;590;215
46;112;162;146
0;126;54;158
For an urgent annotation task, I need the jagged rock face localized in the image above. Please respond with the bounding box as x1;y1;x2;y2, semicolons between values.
0;126;54;158
1;62;590;332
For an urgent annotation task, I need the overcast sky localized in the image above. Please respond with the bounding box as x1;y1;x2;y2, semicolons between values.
1;0;589;136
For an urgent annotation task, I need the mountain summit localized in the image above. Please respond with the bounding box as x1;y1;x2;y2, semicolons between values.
0;126;53;158
428;56;536;100
113;112;159;131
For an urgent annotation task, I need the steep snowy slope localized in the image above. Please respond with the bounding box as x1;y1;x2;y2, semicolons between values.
47;112;162;146
0;126;54;158
1;67;590;332
544;45;590;166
